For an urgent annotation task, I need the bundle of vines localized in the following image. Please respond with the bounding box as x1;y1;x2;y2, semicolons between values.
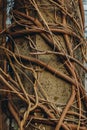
0;0;87;130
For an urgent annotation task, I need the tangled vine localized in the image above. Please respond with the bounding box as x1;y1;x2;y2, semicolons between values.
0;0;87;130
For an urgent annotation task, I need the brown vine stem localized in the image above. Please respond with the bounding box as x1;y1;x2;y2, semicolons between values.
62;7;76;79
78;0;85;28
62;14;73;56
8;28;80;40
0;75;27;103
0;46;77;86
24;93;69;129
0;1;86;130
8;101;21;128
54;4;77;128
6;52;30;101
6;52;32;130
2;47;86;95
79;86;87;108
10;10;85;78
62;4;82;129
0;68;20;91
66;62;82;130
1;46;87;72
76;88;82;130
48;0;83;33
9;11;85;128
9;52;77;86
72;65;83;129
39;104;69;130
67;111;87;120
7;18;80;37
23;51;87;72
67;124;87;130
12;10;82;41
21;86;86;130
66;61;82;118
55;86;76;130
